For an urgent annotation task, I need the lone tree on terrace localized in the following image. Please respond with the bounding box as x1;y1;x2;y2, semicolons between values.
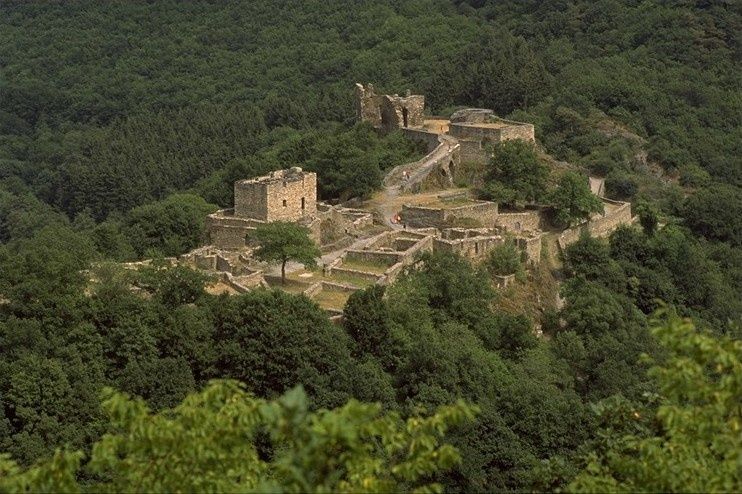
252;222;320;284
548;172;603;227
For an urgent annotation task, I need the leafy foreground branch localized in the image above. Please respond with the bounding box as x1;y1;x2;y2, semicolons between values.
570;313;742;493
0;383;476;493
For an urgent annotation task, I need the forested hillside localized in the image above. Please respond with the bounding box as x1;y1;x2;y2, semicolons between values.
0;0;740;491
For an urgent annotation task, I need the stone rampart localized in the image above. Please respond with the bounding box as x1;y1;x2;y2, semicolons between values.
557;199;633;250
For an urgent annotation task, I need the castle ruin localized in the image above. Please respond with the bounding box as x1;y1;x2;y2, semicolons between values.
179;84;633;315
354;83;425;131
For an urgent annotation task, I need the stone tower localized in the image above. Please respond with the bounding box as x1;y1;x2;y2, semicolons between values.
234;167;317;222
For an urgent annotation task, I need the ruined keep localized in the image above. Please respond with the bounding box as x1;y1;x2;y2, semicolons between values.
207;168;318;250
235;167;317;222
354;83;425;131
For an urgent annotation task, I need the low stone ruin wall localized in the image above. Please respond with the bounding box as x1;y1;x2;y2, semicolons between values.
458;139;488;165
433;235;505;261
516;234;542;266
402;127;441;152
496;210;542;232
207;209;263;250
402;200;499;229
317;205;373;246
221;271;265;292
558;199;633;250
344;249;403;267
399;205;445;228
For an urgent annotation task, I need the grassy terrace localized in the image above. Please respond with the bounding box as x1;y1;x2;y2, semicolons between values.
337;258;392;274
312;289;352;311
285;268;377;289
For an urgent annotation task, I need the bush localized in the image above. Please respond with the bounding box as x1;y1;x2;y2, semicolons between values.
605;171;638;199
678;164;711;188
486;241;524;277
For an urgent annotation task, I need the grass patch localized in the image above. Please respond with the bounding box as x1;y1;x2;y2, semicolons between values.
338;258;391;274
312;289;351;311
266;278;310;294
326;271;378;287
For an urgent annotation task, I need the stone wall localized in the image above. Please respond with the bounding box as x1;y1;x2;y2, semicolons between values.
344;249;402;267
402;127;441;152
400;205;446;228
444;201;499;227
495;210;542;232
401;200;498;229
209;224;254;250
558;199;633;250
317;205;373;245
234;168;317;222
380;94;425;131
448;119;535;143
355;83;425;131
458;139;488;165
516;234;542;266
499;122;536;142
433;235;505;261
354;83;382;127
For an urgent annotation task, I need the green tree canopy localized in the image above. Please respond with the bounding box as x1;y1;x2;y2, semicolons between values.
124;193;217;258
0;382;476;493
480;140;549;205
548;172;603;227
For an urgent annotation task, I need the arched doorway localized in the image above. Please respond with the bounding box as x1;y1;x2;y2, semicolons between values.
402;107;409;127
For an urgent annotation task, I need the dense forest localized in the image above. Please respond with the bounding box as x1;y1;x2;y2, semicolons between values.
0;0;740;491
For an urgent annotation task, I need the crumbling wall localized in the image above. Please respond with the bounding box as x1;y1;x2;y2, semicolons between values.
380;94;425;131
401;205;446;228
499;123;536;142
209;225;254;250
444;201;499;228
402;127;440;152
344;250;402;267
433;235;505;261
458;139;489;165
448;120;535;143
558;199;633;250
496;211;542;232
516;234;542;266
354;83;382;127
317;206;373;245
402;201;498;229
206;210;263;250
354;83;425;130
